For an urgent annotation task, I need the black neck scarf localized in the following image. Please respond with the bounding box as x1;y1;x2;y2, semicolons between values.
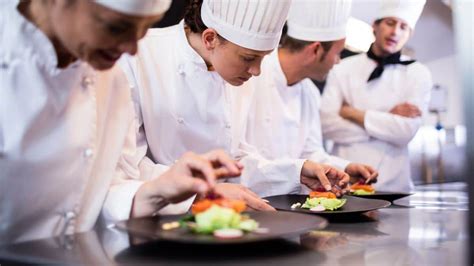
366;44;416;82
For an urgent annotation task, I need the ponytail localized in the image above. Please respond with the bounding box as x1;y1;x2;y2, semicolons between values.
184;0;207;33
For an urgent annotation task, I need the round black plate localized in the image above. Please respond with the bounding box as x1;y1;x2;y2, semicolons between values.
263;195;391;216
350;191;412;202
115;211;327;245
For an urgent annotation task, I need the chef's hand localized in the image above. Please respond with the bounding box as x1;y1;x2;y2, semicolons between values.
131;150;242;218
211;183;276;211
344;163;378;184
300;161;350;197
390;102;422;118
199;149;244;178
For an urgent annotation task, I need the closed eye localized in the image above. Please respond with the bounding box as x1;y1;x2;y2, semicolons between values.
242;56;256;62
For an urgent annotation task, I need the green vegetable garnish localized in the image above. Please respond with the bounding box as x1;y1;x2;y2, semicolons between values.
188;205;259;234
301;197;347;211
352;189;375;195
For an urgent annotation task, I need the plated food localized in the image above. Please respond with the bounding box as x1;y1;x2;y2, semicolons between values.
349;182;412;202
116;207;327;245
350;183;375;196
179;197;260;238
264;194;391;216
292;191;347;212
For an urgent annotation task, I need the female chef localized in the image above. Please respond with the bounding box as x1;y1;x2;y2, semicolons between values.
0;0;241;245
120;0;350;210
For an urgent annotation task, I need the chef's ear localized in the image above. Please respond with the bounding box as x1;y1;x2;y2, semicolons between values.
306;41;322;61
202;28;220;51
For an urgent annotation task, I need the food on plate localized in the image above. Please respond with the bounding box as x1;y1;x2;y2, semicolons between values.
191;198;246;214
291;202;302;209
309;191;337;199
213;228;244;239
179;194;261;237
162;221;180;230
293;191;347;211
351;183;375;195
309;205;326;212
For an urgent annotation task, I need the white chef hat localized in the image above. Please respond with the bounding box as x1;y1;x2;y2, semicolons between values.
287;0;352;42
376;0;426;29
94;0;171;16
200;0;292;51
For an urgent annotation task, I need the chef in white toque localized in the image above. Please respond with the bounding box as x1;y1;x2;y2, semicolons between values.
230;0;379;198
320;0;432;192
0;0;241;245
119;0;351;211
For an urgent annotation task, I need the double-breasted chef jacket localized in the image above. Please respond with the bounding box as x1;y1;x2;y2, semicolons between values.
0;1;146;244
230;50;351;196
120;21;307;198
320;53;432;191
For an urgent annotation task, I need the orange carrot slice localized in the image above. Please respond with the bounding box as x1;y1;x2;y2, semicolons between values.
309;191;337;199
351;184;375;192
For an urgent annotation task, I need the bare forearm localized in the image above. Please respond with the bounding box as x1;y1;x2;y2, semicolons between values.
340;106;366;128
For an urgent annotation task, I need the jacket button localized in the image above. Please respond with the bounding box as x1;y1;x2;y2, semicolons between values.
177;65;185;75
177;117;185;124
81;77;94;88
225;123;231;129
65;211;76;220
83;148;93;158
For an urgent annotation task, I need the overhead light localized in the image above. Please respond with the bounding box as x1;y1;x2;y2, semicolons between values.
345;17;375;53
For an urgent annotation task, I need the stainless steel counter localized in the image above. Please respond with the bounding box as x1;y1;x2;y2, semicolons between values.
0;183;468;265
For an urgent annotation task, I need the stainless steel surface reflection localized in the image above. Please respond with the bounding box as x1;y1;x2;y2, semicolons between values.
395;182;468;210
0;183;468;265
299;207;466;265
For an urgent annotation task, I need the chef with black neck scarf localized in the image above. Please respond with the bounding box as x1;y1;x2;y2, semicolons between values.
320;0;432;192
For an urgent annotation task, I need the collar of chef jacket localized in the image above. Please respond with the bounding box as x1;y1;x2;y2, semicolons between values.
4;1;85;74
268;50;287;89
174;20;229;121
267;50;305;113
176;20;210;69
243;50;307;157
2;1;92;111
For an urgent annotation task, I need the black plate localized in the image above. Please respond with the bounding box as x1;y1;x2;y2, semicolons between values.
115;211;327;245
263;195;391;216
350;191;412;202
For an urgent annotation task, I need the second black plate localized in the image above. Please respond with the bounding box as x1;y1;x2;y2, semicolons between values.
350;191;412;202
263;194;391;216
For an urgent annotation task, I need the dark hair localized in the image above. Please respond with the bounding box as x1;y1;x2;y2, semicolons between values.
372;18;384;37
374;18;383;25
183;0;227;45
184;0;207;33
280;34;334;60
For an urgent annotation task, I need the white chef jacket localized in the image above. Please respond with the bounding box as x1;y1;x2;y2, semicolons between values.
0;2;145;244
320;53;432;191
120;21;306;198
238;50;350;168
